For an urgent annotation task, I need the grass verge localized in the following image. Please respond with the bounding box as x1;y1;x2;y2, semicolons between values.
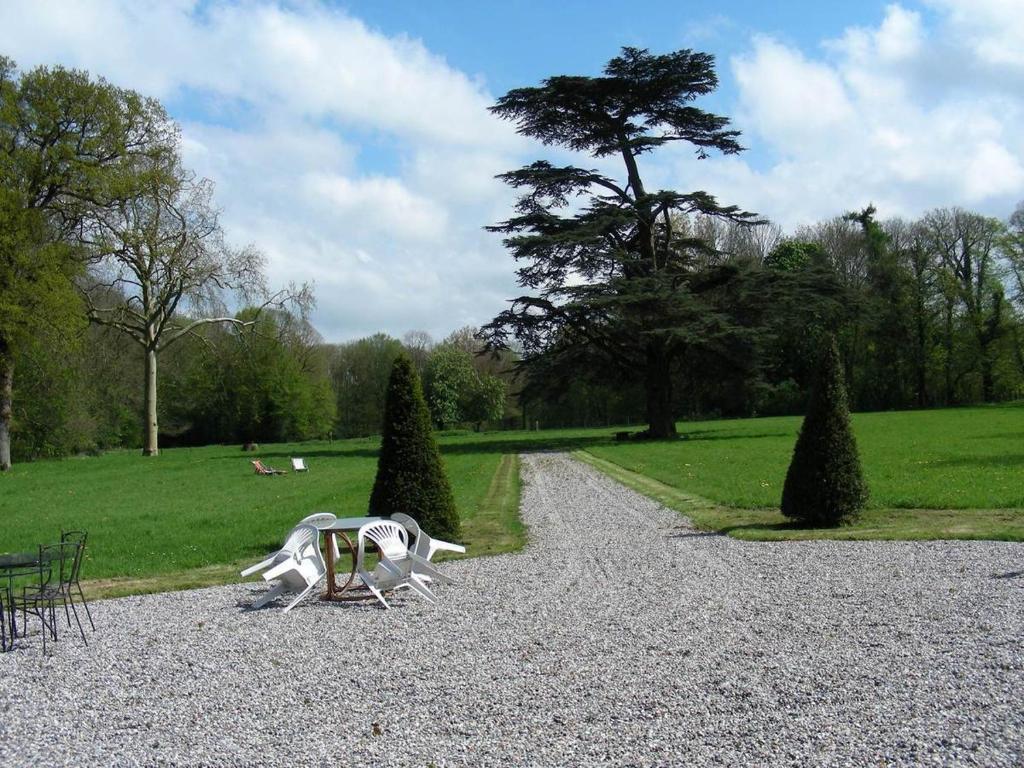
574;449;1024;542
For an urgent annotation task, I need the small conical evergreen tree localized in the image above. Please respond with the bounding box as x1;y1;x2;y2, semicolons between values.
781;336;868;526
369;354;461;541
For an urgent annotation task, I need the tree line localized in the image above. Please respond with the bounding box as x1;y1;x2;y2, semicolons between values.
0;55;509;467
4;49;1022;466
481;47;1024;433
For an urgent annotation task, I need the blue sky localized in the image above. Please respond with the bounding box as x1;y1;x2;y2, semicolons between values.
1;1;1022;341
348;1;898;81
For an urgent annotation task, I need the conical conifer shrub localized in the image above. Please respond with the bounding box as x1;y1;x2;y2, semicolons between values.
781;336;868;526
369;354;461;541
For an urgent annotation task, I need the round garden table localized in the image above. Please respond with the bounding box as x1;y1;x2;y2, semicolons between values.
320;517;384;602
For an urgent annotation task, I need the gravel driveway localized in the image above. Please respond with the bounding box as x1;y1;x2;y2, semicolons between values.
2;452;1022;767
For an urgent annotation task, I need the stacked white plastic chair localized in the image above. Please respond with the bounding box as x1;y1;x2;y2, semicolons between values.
241;513;339;577
390;513;465;582
242;523;326;612
298;512;342;564
355;520;451;609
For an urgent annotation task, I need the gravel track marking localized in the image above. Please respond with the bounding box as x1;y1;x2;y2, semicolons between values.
1;452;1021;766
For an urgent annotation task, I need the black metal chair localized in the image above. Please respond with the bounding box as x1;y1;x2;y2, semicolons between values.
60;530;95;632
14;542;85;654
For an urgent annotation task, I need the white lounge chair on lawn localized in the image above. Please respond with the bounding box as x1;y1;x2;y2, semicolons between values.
390;513;466;565
355;520;450;609
250;524;326;612
291;457;308;472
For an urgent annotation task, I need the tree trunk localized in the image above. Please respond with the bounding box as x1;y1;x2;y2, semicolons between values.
143;347;159;456
943;299;954;405
0;336;12;472
980;355;995;403
644;342;676;439
915;304;928;408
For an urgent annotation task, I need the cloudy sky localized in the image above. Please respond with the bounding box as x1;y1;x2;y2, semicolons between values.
1;0;1022;341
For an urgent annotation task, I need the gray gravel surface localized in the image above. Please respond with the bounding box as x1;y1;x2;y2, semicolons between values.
1;452;1022;767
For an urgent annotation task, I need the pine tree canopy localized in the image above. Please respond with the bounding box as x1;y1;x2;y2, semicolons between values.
482;47;782;438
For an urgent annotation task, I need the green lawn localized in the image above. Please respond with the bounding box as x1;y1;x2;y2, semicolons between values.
585;404;1024;510
0;438;522;597
1;403;1021;597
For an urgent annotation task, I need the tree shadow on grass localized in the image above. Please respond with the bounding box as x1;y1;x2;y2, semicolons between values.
666;530;723;539
262;434;620;459
931;454;1024;469
715;521;825;536
211;427;790;464
678;429;790;442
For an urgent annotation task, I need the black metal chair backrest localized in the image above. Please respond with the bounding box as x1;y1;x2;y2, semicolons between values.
36;542;78;595
60;530;88;584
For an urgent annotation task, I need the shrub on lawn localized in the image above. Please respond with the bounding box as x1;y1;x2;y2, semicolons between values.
781;335;868;526
369;354;461;541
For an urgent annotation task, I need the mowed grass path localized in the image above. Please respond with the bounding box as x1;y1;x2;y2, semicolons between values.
0;438;520;597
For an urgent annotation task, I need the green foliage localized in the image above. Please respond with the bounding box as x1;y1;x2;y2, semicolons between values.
0;55;173;467
463;374;506;429
764;240;826;272
166;308;335;445
369;355;460;541
11;325;142;460
330;333;404;437
423;343;507;429
424;344;474;428
780;337;868;526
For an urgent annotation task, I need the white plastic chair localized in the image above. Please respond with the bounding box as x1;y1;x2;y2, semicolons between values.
355;520;448;609
241;513;339;578
391;513;466;564
299;512;342;563
251;524;326;612
291;457;308;472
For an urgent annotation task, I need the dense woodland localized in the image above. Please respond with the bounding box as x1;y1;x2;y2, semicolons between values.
3;53;1024;464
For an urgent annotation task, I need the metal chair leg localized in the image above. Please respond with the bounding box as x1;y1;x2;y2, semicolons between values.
67;596;87;645
74;582;95;631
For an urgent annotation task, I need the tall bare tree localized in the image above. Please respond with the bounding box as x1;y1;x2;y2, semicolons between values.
82;163;296;455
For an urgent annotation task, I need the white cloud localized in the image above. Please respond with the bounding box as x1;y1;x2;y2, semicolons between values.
0;0;524;341
733;36;854;150
304;173;448;242
927;0;1024;68
2;1;1023;339
673;3;1024;230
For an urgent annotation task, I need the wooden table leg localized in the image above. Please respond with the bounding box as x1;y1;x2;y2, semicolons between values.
324;531;337;600
322;531;357;601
